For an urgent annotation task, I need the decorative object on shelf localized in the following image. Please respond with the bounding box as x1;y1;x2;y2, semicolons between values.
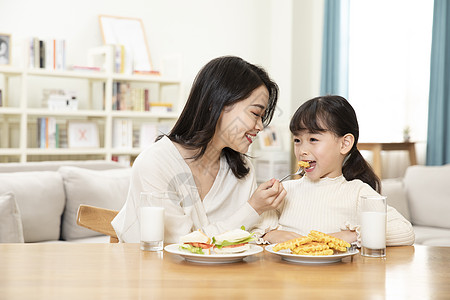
258;125;282;149
43;89;78;111
99;15;153;73
0;33;11;65
87;45;114;73
67;121;99;148
403;126;411;142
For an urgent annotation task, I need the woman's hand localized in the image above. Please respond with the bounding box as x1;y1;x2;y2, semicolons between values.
248;178;286;215
263;230;301;244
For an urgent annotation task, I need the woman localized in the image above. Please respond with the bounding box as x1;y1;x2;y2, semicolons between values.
112;56;286;243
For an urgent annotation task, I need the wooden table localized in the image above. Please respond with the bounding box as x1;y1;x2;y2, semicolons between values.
357;142;417;178
1;243;449;299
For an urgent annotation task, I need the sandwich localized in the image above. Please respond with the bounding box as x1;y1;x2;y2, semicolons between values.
179;230;213;255
212;228;255;254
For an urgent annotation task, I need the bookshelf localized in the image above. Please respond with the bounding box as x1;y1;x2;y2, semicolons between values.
0;65;182;164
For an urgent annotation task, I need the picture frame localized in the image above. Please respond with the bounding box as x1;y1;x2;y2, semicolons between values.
259;126;282;149
0;33;11;65
98;15;153;72
67;121;100;148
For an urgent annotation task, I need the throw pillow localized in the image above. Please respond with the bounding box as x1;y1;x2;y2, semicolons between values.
0;192;24;243
0;171;66;242
381;178;411;221
59;166;131;240
405;164;450;228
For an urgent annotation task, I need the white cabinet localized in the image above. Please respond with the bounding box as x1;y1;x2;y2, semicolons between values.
0;65;182;163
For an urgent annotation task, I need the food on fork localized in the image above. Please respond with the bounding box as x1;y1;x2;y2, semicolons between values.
212;228;255;254
272;230;351;256
298;161;310;169
180;230;213;255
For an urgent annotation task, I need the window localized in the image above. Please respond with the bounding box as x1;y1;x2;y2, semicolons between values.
348;0;433;143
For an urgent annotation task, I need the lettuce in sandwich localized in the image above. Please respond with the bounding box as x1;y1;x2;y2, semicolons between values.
179;230;212;255
212;228;255;254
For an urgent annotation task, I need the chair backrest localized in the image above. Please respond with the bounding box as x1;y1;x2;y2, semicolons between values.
76;204;119;243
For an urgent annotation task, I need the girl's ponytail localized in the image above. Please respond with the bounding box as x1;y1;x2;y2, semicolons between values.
343;147;381;193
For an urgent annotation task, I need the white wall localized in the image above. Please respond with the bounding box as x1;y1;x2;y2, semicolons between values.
0;0;323;167
0;0;274;96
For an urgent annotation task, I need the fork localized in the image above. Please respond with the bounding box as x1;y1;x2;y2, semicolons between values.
279;166;306;183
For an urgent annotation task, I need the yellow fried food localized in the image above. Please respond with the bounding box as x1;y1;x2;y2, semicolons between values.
308;230;351;252
272;236;312;252
298;161;310;169
294;249;335;256
291;242;330;254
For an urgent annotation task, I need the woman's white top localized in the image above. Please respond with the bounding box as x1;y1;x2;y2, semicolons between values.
111;136;261;243
254;175;415;246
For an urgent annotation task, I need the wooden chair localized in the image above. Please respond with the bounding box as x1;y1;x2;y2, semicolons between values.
76;204;119;243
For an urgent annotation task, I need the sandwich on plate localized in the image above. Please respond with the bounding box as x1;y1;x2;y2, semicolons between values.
179;230;213;255
212;228;255;254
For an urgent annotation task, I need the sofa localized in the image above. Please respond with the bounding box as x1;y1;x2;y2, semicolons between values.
1;159;449;247
0;160;131;243
382;164;450;247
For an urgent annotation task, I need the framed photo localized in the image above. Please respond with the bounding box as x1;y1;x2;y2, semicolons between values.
0;33;11;65
98;15;153;72
259;126;282;149
67;121;100;148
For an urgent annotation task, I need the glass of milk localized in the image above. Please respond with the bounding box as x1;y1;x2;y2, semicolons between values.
360;195;387;257
139;192;166;251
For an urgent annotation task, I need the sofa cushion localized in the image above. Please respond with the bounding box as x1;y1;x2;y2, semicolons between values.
412;225;450;246
0;192;24;243
0;171;65;242
59;166;131;240
381;178;411;221
0;160;126;173
404;164;450;228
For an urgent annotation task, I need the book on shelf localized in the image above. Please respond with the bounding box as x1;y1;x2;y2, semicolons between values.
29;37;66;70
112;119;133;149
112;81;149;111
150;102;173;113
0;89;2;107
37;117;59;149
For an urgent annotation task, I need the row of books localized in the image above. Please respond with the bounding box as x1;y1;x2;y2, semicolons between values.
29;37;66;70
112;82;149;111
36;117;170;149
37;117;67;148
111;82;173;112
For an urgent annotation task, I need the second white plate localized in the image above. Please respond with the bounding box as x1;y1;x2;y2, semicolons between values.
164;244;263;264
265;244;359;264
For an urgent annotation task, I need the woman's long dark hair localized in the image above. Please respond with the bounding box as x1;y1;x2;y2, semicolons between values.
159;56;279;178
289;95;380;193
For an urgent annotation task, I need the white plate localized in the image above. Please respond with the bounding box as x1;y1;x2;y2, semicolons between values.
265;244;359;264
164;244;263;264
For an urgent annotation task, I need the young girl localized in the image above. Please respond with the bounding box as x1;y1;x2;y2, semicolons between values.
256;95;415;246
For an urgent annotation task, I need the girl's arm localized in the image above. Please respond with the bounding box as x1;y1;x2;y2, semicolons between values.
386;205;415;246
262;230;302;244
329;230;357;243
